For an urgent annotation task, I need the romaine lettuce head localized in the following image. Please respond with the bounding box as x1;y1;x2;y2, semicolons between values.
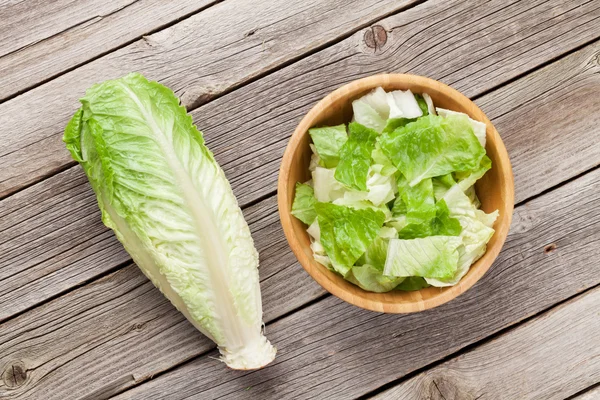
63;73;275;369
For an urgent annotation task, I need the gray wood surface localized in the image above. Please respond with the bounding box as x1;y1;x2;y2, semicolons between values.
2;34;598;321
2;0;599;200
371;287;600;400
0;0;420;198
112;164;600;399
0;0;599;399
0;0;219;101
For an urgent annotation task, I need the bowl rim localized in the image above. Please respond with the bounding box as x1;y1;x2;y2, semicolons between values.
277;73;514;313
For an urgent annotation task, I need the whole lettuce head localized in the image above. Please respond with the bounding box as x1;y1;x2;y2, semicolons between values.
63;73;275;369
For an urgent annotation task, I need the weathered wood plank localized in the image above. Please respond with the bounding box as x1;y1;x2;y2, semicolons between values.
0;0;219;100
0;0;421;197
4;0;595;201
2;26;599;326
0;170;321;323
0;201;322;400
0;0;140;57
104;160;600;399
371;287;600;400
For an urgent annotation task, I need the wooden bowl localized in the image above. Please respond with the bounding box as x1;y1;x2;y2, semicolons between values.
277;74;514;313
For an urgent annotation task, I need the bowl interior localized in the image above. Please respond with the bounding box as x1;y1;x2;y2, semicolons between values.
279;74;514;313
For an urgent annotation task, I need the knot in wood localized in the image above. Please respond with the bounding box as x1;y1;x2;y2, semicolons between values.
3;362;27;388
364;25;387;50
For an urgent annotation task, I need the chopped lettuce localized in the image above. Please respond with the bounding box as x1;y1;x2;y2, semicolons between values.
352;87;390;132
316;202;385;276
436;107;487;147
380;114;485;186
334;122;379;191
414;94;429;116
312;167;345;202
347;264;405;293
292;87;498;293
308;124;347;168
382;117;415;134
395;276;430;291
387;90;423;119
384;236;462;279
422;93;436;115
291;183;317;225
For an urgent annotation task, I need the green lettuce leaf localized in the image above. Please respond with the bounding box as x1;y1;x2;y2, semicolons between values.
371;143;398;176
308;124;347;168
379;114;485;186
395;276;430;291
455;155;492;192
347;264;405;293
291;182;317;225
398;199;462;239
382;117;415;134
335;122;379;191
432;173;456;200
63;73;274;369
383;236;462;279
414;94;429;116
315;202;385;275
436;107;487;147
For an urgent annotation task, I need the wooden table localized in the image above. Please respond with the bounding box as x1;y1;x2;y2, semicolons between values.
1;0;599;398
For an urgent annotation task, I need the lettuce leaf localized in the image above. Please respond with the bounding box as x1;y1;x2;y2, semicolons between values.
395;276;430;291
291;182;317;225
334;122;379;191
436;107;487;147
347;264;405;293
386;89;423;119
63;73;275;369
308;124;347;168
414;94;429;116
379;115;485;186
352;87;390;132
312;166;345;202
315;202;385;275
383;236;462;279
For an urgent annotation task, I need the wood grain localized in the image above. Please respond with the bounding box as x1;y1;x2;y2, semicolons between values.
371;287;600;400
278;74;513;313
2;31;599;325
110;164;600;399
0;0;219;101
0;0;421;197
